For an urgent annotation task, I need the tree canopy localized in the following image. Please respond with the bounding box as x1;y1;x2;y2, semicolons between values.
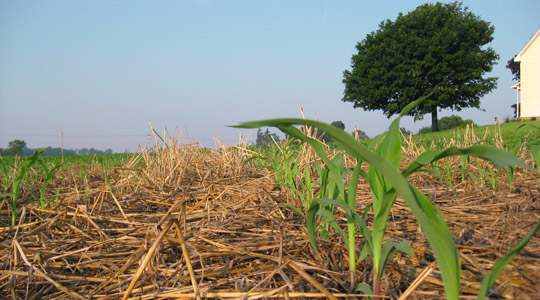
417;114;475;134
320;120;346;143
506;55;520;81
342;1;498;131
1;139;27;156
255;128;280;147
330;120;345;131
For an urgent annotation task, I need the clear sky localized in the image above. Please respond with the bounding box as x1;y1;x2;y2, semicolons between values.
1;0;539;152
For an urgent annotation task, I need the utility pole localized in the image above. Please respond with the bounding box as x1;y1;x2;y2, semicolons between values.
61;132;64;163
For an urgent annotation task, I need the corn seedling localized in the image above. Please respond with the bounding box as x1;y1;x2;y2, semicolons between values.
476;221;540;299
506;142;523;192
459;155;470;182
36;159;62;208
0;156;12;196
469;158;500;191
1;149;44;226
429;159;460;197
232;97;538;299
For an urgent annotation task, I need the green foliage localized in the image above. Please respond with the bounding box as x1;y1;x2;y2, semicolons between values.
342;1;498;131
416;120;540;150
506;142;523;191
418;115;475;134
1;139;27;156
506;55;520;81
248;141;321;216
1;149;43;226
330;120;345;130
477;222;540;299
36;159;62;209
438;115;475;131
418;126;432;134
400;127;412;136
0;152;131;226
1;139;115;156
255;128;280;147
232;97;536;299
320;120;346;143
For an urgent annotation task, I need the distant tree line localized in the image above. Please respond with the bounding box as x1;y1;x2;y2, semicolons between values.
0;139;113;156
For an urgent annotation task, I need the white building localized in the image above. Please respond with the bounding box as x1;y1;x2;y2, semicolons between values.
512;29;540;119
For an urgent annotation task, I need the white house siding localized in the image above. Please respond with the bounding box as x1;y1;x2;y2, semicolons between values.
516;30;540;119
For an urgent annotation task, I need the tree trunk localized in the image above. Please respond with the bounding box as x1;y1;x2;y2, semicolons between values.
431;108;439;132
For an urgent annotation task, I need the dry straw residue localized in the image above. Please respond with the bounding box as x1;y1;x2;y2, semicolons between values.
1;131;539;299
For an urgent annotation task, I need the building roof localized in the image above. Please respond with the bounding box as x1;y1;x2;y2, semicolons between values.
515;29;540;62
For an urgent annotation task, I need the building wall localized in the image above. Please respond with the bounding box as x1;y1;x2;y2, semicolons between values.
520;35;540;118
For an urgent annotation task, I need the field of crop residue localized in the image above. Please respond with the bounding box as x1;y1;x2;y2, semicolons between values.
1;128;539;299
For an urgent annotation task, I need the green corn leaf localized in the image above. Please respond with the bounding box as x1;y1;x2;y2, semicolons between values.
370;189;399;277
399;95;430;118
476;221;540;299
358;244;372;263
378;241;397;278
356;282;374;296
378;239;415;279
316;198;356;223
306;201;322;258
530;141;540;175
307;199;351;254
317;208;350;248
318;166;330;199
377;117;402;169
369;119;403;277
276;203;305;218
347;163;363;210
315;197;364;274
353;211;373;248
232;118;461;299
10;149;44;226
391;239;415;256
510;141;523;156
362;203;373;219
278;125;347;195
402;145;531;178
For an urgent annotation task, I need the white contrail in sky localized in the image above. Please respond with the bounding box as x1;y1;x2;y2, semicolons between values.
322;0;328;38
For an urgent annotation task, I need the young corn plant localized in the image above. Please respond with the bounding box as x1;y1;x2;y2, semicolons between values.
470;158;500;191
232;97;539;299
429;159;460;197
1;149;44;226
504;141;522;192
36;159;62;209
247;140;317;216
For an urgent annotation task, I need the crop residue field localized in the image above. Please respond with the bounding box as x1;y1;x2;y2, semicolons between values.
1;130;539;299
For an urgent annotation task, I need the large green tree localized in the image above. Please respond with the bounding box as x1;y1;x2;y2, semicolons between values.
2;139;27;156
342;1;498;131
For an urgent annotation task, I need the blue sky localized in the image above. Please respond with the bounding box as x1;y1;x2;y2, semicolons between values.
1;0;539;152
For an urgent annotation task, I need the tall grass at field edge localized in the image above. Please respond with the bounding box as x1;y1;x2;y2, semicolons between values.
412;120;540;149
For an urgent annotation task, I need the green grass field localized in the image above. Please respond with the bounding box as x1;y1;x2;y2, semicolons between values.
412;120;540;149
